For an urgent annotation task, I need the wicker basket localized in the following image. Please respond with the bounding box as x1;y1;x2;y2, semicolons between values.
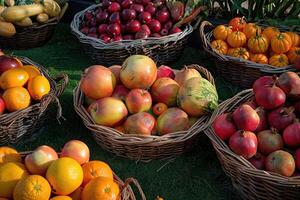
204;89;300;200
200;20;299;88
0;56;68;145
74;64;216;161
70;4;193;66
0;3;68;50
20;151;146;200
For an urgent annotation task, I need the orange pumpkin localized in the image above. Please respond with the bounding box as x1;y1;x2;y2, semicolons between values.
228;17;247;31
243;23;262;39
286;32;300;47
248;34;269;53
227;31;247;47
287;47;300;64
228;47;250;60
269;54;289;67
211;40;229;55
213;25;232;41
271;33;292;54
262;27;280;41
227;48;235;55
250;54;268;64
81;177;120;200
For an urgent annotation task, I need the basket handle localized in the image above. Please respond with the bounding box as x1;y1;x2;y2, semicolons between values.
187;64;215;86
53;73;69;97
122;178;146;200
199;21;212;50
59;2;69;20
39;92;63;121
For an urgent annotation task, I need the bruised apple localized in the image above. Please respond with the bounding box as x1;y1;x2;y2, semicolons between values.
25;145;58;175
61;140;90;165
88;97;128;127
80;65;116;99
125;89;152;114
124;112;155;135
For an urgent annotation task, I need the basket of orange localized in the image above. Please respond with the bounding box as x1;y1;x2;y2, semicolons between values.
200;17;300;88
0;140;145;200
0;52;68;145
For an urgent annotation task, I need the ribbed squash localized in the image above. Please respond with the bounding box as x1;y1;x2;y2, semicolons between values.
213;25;232;41
286;32;300;47
227;31;247;48
243;23;261;39
262;27;280;41
269;54;289;67
228;47;250;60
250;54;268;64
0;21;16;37
14;17;32;26
248;33;269;53
271;33;292;54
1;4;44;22
287;47;300;64
211;40;228;55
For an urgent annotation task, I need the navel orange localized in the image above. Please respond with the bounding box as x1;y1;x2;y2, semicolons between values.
50;196;72;200
22;65;40;80
0;68;29;90
2;87;31;112
82;161;113;186
27;75;50;101
0;147;21;164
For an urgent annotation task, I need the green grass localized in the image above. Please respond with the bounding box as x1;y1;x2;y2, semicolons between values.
9;23;242;200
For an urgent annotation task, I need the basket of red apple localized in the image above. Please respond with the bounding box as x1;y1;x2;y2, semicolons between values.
0;52;68;145
70;0;206;66
0;140;145;200
204;72;300;200
74;55;218;161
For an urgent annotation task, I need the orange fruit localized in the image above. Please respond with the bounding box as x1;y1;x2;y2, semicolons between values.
46;157;83;195
22;65;41;80
82;161;113;186
69;187;82;200
81;177;120;200
14;58;23;68
0;198;9;200
50;196;72;200
0;162;28;198
13;175;51;200
0;68;29;90
3;87;31;112
27;75;50;101
0;146;21;164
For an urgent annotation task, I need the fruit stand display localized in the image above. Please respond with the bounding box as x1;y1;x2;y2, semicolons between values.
0;52;68;145
0;140;145;200
0;0;68;49
200;18;300;88
205;72;300;199
70;0;206;65
74;55;218;161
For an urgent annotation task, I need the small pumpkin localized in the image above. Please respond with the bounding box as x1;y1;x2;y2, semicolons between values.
248;33;269;53
250;54;268;64
227;31;247;48
243;23;262;39
286;32;300;47
213;25;232;41
227;48;235;55
211;40;228;55
271;33;292;54
228;47;250;60
287;47;300;64
262;27;280;41
228;17;247;31
269;54;289;67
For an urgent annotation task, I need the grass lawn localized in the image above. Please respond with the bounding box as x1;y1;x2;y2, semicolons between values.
10;23;242;200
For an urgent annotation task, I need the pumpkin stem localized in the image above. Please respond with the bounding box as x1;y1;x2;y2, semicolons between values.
270;127;279;134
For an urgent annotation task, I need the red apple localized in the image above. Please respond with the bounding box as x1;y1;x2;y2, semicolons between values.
112;85;130;101
295;57;300;70
125;89;152;114
61;140;90;165
25;145;58;175
0;55;22;74
109;65;122;84
0;96;5;114
157;65;175;79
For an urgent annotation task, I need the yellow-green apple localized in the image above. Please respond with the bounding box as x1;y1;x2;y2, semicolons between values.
25;145;58;175
125;89;152;114
88;97;128;127
61;140;90;165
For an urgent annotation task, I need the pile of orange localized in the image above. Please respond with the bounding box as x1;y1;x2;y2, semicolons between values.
0;141;121;200
0;55;51;113
211;17;300;67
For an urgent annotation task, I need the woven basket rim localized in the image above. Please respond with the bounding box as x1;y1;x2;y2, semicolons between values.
199;20;299;74
19;151;146;200
70;4;193;50
204;89;300;186
73;64;216;145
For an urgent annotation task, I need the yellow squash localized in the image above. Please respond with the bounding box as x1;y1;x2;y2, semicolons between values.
14;17;32;26
1;4;44;22
0;21;16;37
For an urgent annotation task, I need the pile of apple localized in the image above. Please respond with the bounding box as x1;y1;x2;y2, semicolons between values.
79;0;186;42
80;55;218;136
213;71;300;177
